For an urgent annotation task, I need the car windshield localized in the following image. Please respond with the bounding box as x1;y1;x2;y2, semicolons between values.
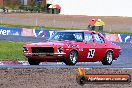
49;32;84;42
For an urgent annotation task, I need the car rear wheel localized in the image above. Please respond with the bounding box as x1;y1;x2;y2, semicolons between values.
102;51;113;65
64;50;78;65
28;58;40;65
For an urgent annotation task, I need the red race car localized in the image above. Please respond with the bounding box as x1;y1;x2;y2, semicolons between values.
23;30;121;65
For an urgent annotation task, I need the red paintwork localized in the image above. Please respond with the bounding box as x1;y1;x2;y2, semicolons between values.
23;30;121;62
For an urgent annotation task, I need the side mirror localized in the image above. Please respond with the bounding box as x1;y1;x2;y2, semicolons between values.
83;40;88;44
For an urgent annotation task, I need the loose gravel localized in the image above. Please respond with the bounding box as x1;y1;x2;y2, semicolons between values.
0;68;131;88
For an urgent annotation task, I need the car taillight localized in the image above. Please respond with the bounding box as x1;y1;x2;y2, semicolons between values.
119;50;122;55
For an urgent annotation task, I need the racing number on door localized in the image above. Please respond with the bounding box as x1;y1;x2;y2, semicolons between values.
87;49;95;58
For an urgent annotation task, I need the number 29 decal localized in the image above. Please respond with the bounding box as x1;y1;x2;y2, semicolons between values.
87;49;95;58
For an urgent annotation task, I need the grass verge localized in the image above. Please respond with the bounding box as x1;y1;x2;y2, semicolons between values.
0;40;26;61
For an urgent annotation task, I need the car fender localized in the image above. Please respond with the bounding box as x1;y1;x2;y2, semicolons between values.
104;49;114;58
67;49;79;56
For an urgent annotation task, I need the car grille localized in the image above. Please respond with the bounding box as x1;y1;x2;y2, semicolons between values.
32;47;54;54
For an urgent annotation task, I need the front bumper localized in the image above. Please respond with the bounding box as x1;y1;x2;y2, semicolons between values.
24;53;66;57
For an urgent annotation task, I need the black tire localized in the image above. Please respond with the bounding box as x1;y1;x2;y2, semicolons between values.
28;58;40;65
64;50;78;65
76;76;86;86
102;51;113;65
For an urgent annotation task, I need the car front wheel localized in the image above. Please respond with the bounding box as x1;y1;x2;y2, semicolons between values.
28;58;40;65
64;50;78;65
102;51;113;65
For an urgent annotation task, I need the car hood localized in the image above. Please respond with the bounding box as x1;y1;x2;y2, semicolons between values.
24;40;77;47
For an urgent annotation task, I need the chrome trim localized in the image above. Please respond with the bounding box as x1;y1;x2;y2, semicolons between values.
24;53;66;56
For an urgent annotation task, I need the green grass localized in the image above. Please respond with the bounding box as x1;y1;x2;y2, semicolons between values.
0;40;26;61
102;31;132;35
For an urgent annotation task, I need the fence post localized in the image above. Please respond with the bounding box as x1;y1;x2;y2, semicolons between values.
109;25;112;32
35;18;38;26
71;21;74;28
130;26;132;32
0;14;3;24
53;18;55;27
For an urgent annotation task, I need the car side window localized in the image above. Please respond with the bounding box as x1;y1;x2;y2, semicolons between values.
84;33;93;43
93;34;104;43
73;33;84;42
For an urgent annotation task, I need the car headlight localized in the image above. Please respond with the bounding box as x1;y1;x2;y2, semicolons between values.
58;47;63;53
23;47;28;52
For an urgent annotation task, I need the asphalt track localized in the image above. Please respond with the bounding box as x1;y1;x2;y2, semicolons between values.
0;35;132;69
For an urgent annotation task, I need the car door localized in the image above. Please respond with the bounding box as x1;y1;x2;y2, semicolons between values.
92;33;107;61
81;33;97;62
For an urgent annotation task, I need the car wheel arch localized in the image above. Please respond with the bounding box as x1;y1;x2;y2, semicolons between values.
106;49;113;55
102;49;113;61
69;49;78;56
